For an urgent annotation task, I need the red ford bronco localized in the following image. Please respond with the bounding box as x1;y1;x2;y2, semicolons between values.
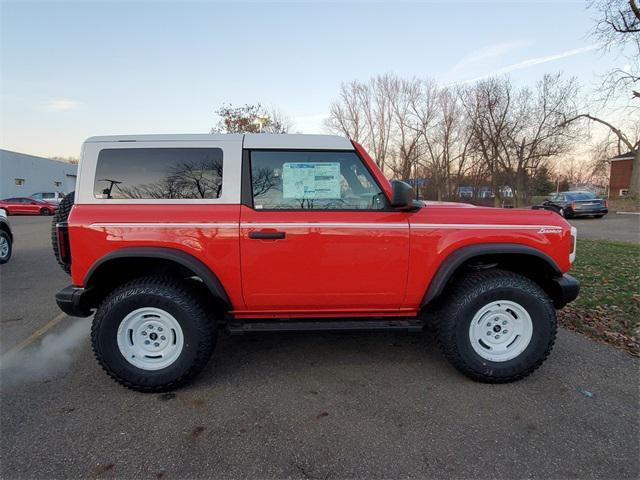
53;134;579;392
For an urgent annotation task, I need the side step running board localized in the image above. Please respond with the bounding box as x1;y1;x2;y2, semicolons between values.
226;319;424;335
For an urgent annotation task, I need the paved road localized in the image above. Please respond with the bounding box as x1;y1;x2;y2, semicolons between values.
1;217;638;479
569;213;640;244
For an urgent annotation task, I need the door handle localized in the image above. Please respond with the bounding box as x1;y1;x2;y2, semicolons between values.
248;231;286;240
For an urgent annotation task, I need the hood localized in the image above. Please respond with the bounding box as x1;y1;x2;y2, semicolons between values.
415;202;570;230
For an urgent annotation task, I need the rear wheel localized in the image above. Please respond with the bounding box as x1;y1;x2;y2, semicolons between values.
0;231;12;264
39;207;51;216
435;269;556;383
91;276;216;392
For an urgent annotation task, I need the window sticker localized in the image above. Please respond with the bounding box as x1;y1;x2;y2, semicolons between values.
282;162;341;199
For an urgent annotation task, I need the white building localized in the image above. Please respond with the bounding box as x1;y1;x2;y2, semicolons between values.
0;149;77;199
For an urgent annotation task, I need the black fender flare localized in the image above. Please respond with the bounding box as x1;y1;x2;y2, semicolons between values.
84;247;231;308
420;243;562;308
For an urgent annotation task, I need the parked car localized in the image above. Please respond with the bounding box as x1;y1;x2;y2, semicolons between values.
0;209;13;263
0;197;57;216
31;191;67;204
53;133;579;392
541;191;608;218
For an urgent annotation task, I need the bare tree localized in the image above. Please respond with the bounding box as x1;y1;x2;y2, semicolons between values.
461;78;514;206
325;76;394;170
458;75;578;206
562;0;640;197
387;77;422;182
506;74;579;206
326;80;367;143
591;0;639;101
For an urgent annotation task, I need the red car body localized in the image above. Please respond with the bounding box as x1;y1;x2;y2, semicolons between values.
0;197;57;216
62;140;575;320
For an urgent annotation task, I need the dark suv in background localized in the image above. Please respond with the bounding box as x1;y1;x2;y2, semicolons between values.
541;191;608;218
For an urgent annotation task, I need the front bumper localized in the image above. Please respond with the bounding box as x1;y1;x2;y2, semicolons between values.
550;274;580;309
56;285;93;317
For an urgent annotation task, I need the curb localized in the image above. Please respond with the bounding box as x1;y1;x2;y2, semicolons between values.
615;212;640;215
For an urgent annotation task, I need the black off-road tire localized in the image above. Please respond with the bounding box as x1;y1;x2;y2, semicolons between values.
434;269;557;383
91;276;216;392
51;191;74;274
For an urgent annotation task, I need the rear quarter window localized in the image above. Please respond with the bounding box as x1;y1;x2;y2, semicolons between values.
93;148;223;199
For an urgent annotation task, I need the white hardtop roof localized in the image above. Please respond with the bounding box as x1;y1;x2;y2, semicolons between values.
84;133;353;150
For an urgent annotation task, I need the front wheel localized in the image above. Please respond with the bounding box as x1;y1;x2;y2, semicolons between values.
435;269;556;383
91;276;216;392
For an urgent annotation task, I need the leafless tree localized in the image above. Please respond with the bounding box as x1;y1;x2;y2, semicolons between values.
326;80;367;143
561;1;640;197
387;77;422;182
458;75;578;206
325;76;395;170
460;78;514;206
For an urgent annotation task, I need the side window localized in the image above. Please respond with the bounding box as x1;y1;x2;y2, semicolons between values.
31;193;43;200
250;151;386;210
94;148;223;199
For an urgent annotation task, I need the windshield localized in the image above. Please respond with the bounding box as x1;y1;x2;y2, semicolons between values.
566;192;597;200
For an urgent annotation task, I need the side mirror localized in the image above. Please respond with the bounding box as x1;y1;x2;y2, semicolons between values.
390;180;414;208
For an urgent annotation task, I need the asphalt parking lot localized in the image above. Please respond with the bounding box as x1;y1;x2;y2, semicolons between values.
569;213;640;243
1;216;638;479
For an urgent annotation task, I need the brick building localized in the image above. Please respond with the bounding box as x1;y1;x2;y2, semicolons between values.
609;152;635;198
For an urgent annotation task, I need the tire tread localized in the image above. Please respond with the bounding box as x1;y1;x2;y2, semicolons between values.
434;269;557;383
91;275;216;392
51;192;74;274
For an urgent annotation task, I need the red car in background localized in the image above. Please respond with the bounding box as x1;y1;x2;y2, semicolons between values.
0;197;57;215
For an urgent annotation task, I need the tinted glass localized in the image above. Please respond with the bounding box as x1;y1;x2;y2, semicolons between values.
566;192;597;201
94;148;223;199
250;151;386;210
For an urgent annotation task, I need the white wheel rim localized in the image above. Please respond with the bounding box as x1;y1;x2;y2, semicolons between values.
468;300;533;362
0;236;8;259
117;307;184;370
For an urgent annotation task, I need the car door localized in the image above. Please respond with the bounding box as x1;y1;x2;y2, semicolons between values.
13;198;30;214
239;149;411;313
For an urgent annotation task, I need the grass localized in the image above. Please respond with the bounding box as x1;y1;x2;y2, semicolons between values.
558;239;640;356
608;197;640;213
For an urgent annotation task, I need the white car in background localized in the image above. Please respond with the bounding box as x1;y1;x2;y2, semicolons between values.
30;191;66;204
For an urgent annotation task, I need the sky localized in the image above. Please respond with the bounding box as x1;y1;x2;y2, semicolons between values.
0;0;627;158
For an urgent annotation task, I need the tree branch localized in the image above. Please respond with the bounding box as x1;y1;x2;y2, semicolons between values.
561;114;635;151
